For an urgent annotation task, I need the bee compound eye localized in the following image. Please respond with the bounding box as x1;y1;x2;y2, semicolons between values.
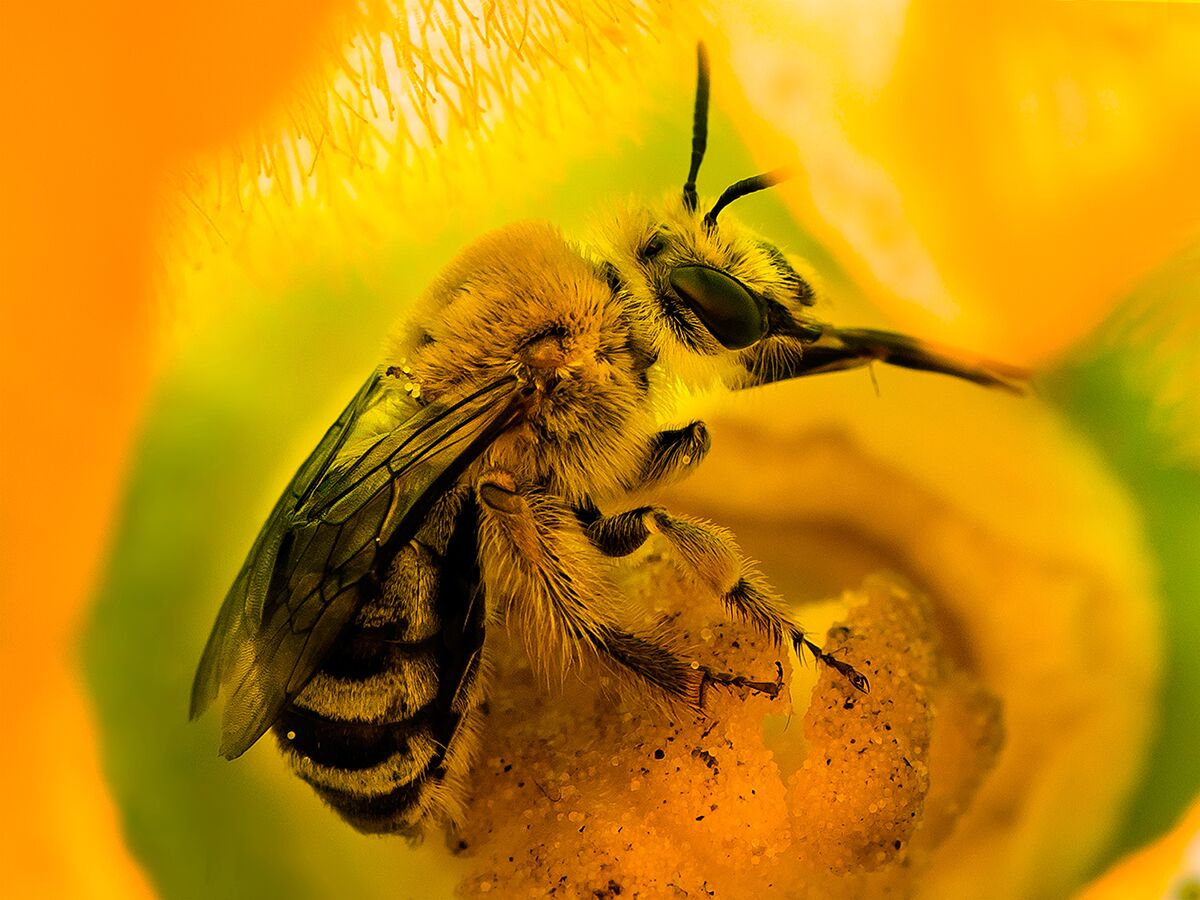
668;265;768;350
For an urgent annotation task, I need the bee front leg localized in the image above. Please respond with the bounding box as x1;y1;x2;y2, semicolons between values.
629;421;711;490
737;327;1025;393
582;505;870;694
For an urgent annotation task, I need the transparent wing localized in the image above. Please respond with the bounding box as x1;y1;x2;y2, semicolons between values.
190;373;522;759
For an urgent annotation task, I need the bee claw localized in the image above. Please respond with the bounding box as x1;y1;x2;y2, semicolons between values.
798;635;870;694
828;659;869;693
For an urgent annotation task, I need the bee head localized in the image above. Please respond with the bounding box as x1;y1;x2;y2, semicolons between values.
600;43;820;370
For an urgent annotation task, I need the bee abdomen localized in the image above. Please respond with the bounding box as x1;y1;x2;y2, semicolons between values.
300;648;439;723
276;647;468;834
307;773;437;834
274;696;454;829
275;697;484;834
282;706;485;836
274;493;486;835
275;701;443;772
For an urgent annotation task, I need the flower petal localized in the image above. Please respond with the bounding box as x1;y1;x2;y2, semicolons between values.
1075;794;1200;900
718;0;1200;363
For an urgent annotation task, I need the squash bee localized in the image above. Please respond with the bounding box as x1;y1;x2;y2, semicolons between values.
191;44;1023;836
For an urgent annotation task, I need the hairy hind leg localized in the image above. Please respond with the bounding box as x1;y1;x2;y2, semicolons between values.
581;504;869;693
476;472;782;706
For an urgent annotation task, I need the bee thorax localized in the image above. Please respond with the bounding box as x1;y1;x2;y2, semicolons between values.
519;332;578;370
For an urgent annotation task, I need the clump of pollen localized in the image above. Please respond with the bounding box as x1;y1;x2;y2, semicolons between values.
453;546;1002;898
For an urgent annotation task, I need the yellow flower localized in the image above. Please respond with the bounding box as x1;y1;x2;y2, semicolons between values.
11;0;1193;897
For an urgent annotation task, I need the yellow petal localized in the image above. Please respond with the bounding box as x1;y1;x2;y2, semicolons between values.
717;0;1200;363
1075;794;1200;900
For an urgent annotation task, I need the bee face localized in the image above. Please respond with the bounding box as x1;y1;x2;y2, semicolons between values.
601;199;821;377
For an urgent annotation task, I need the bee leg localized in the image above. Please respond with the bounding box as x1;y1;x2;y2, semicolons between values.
592;626;703;704
724;569;870;694
477;475;775;706
584;505;870;694
593;625;784;705
738;326;1025;393
696;660;786;704
630;421;711;490
580;505;657;558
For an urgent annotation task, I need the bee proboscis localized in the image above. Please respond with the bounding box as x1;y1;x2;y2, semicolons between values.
191;43;1023;836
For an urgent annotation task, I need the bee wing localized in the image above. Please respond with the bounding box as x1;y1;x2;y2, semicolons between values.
191;373;523;760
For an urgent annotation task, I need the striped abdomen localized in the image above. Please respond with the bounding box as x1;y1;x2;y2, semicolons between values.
273;490;488;835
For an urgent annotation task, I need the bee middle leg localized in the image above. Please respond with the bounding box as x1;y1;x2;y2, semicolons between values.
477;473;780;705
583;505;870;694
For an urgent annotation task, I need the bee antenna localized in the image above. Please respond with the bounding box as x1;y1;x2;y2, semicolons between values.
683;42;710;213
703;168;792;229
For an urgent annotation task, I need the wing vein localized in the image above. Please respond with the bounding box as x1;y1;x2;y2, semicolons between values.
192;372;524;759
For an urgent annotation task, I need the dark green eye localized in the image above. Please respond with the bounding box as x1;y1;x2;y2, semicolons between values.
668;265;768;350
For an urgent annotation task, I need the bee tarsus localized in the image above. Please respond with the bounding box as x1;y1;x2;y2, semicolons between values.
698;662;786;703
796;634;872;695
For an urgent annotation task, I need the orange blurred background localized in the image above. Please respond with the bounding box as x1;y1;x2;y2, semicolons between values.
0;2;343;894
